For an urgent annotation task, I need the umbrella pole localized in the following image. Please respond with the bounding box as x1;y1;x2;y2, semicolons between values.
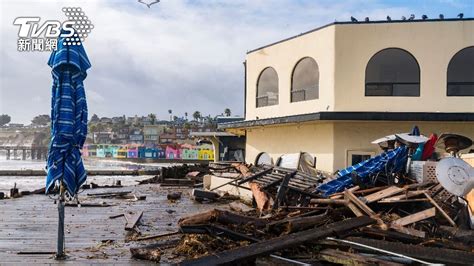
55;181;66;260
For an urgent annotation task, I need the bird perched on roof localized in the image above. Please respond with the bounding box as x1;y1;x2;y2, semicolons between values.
365;17;370;22
387;16;392;21
351;16;358;22
439;14;444;19
138;0;160;8
408;14;415;20
458;13;464;19
401;16;407;20
422;14;428;20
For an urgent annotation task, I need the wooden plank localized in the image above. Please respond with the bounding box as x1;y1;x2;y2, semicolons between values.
392;207;436;227
423;192;456;227
181;216;375;266
362;186;405;203
124;211;143;230
344;190;376;217
273;171;295;209
379;190;426;203
390;224;426;238
346;202;364;217
345;237;474;265
319;248;402;266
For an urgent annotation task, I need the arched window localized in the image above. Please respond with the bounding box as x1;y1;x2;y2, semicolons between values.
447;46;474;96
365;48;420;96
255;152;272;166
291;57;319;102
256;67;278;107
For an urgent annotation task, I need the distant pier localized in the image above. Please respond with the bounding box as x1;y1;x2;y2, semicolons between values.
0;145;48;161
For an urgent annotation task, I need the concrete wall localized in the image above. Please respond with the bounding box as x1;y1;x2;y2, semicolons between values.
333;21;474;112
245;122;335;172
245;26;336;120
245;20;474;121
246;121;474;172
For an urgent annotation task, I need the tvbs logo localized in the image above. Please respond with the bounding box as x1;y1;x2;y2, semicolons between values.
13;7;94;52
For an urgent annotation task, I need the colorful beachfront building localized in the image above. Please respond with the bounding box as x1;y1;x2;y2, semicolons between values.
180;143;198;160
116;147;128;159
197;144;215;161
165;146;181;159
127;147;139;158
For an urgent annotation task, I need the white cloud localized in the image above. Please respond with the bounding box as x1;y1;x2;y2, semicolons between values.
0;0;444;123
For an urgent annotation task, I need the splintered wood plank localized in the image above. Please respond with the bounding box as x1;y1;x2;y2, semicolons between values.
344;190;376;217
423;192;456;227
379;190;426;203
346;202;364;217
124;211;143;230
390;224;426;238
362;186;405;203
392;207;436;227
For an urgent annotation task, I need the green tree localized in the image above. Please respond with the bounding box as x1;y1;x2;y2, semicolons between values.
148;113;157;125
90;113;99;123
0;114;11;127
224;108;231;117
31;114;51;126
193;111;201;121
168;109;172;121
184;112;188;121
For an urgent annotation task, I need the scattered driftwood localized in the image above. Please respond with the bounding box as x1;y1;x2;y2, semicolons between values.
178;209;267;228
267;212;329;234
167;192;182;201
125;211;143;231
135;231;180;241
65;202;112;207
191;189;219;201
181;216;375;265
130;247;161;262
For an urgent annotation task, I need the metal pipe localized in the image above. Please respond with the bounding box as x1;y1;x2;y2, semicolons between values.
56;181;66;260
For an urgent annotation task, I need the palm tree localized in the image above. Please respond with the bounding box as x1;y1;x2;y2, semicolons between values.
168;109;172;121
193;111;201;121
224;108;231;117
184;112;188;121
148;113;156;125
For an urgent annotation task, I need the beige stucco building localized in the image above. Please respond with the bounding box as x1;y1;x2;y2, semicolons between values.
220;18;474;173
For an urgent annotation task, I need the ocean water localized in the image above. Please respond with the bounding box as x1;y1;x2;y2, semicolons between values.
0;157;177;194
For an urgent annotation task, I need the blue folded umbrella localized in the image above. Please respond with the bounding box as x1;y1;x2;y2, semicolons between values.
317;146;408;196
46;37;91;196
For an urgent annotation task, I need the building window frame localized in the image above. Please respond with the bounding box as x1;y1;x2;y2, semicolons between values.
291;57;320;102
365;48;421;97
256;67;279;108
447;46;474;97
346;150;376;167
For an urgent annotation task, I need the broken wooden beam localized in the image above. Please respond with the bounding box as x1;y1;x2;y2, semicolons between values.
423;192;456;227
178;209;267;228
344;190;376;217
319;248;402;265
125;211;143;231
344;236;474;265
362;186;406;203
191;189;219;201
180;216;375;266
391;207;435;227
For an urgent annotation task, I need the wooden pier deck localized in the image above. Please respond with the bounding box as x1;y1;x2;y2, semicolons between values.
0;184;223;264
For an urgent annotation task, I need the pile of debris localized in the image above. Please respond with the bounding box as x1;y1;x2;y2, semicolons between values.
138;164;210;187
129;132;474;264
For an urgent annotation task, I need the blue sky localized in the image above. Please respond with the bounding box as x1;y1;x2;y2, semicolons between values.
0;0;473;124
